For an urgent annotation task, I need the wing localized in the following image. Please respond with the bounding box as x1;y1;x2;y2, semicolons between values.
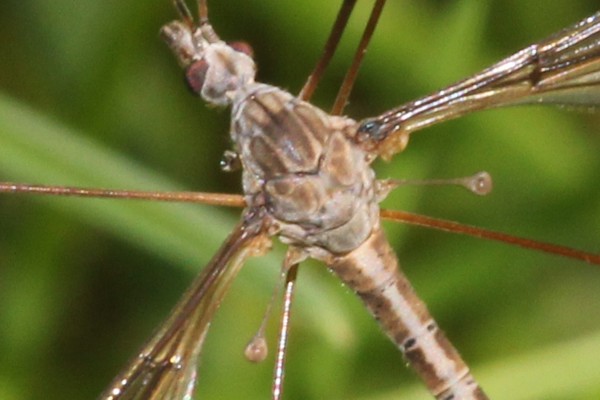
356;11;600;159
98;217;269;400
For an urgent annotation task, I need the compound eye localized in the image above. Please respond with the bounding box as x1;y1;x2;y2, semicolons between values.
185;58;209;95
228;41;254;59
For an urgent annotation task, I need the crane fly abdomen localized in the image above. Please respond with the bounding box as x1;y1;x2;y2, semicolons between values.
329;227;486;400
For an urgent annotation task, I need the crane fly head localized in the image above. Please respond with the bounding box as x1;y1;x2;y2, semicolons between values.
161;19;256;106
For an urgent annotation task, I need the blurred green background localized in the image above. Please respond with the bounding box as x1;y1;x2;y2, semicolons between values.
1;0;599;399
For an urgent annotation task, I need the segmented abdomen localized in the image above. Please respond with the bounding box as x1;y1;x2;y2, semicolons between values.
328;227;488;400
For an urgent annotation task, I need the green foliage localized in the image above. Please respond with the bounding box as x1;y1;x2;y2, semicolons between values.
0;1;599;399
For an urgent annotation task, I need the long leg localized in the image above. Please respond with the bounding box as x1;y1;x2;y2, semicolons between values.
331;0;386;115
299;0;358;101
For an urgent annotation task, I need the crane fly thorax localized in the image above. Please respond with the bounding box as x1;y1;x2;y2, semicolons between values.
162;19;379;255
233;84;379;255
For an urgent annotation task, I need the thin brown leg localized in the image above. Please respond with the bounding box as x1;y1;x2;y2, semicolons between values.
0;181;245;207
331;0;386;115
298;0;358;101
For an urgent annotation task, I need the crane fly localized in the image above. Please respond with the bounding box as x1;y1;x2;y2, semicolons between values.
1;0;599;399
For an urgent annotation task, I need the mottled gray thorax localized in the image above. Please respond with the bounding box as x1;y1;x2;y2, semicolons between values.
231;83;379;256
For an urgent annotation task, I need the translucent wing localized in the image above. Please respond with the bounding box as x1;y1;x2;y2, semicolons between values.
99;218;268;400
358;11;600;158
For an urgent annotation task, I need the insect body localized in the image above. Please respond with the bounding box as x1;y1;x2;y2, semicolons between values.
154;9;488;399
1;1;599;399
